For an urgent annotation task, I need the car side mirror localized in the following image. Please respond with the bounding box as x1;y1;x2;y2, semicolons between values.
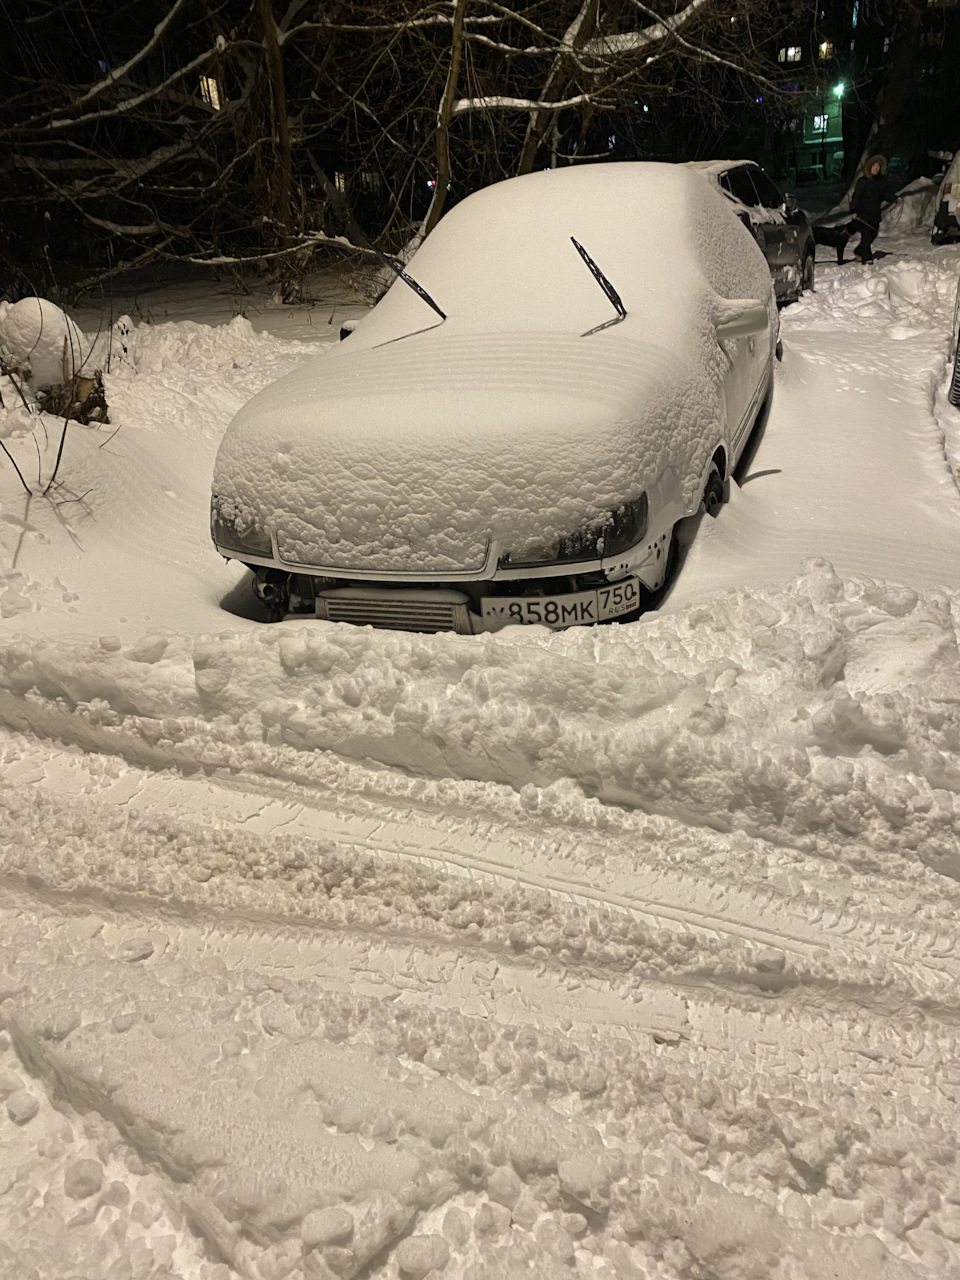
339;320;358;341
783;192;798;212
715;301;768;341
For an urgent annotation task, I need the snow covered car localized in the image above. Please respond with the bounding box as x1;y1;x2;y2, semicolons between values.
686;160;815;303
933;152;960;245
211;162;777;634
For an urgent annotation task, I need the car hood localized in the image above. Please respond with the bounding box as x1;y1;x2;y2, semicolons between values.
213;325;719;575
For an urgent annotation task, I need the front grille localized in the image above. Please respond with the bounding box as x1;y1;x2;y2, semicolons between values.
316;589;473;634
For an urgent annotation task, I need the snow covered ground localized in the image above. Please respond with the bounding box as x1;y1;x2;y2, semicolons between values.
2;216;960;1280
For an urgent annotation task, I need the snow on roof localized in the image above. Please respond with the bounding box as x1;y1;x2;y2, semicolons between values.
348;162;742;344
684;159;756;178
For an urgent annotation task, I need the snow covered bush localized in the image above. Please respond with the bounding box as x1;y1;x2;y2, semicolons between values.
0;296;88;387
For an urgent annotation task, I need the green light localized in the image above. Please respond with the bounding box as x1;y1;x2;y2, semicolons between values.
833;81;845;98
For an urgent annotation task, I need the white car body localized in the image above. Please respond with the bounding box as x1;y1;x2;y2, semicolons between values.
933;151;960;244
211;162;776;634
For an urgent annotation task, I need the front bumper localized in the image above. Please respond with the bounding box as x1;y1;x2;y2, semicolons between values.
234;521;678;632
215;516;678;634
292;567;658;634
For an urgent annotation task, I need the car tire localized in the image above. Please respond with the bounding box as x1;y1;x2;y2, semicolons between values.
801;252;815;294
702;465;725;518
949;340;960;409
250;567;290;622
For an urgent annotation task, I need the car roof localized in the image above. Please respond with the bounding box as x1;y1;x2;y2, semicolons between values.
684;159;759;179
346;162;763;349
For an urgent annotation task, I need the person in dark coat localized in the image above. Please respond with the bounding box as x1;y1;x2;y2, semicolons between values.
838;155;895;264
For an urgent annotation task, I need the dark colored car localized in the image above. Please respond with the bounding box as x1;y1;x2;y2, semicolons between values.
687;160;816;303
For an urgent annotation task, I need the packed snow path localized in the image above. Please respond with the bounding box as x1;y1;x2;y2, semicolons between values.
2;240;960;1279
672;262;960;607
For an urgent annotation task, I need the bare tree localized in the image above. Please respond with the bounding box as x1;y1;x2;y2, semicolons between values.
0;0;810;300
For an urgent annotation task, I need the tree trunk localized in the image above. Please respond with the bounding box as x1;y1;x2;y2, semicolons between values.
516;0;598;176
871;0;922;164
421;0;468;237
255;0;293;236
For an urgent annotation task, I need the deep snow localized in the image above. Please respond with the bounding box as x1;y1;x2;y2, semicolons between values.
1;212;960;1280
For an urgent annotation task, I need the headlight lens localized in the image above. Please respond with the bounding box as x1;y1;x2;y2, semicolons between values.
210;497;273;557
502;493;648;568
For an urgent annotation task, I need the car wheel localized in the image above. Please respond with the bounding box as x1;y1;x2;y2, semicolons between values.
933;231;949;246
251;567;290;622
801;252;815;294
949;339;960;409
702;465;725;518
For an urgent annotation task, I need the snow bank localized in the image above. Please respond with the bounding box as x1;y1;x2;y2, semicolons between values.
1;558;958;880
787;255;957;337
885;179;940;235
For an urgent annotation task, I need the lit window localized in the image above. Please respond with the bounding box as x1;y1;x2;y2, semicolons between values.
814;114;828;132
819;41;834;58
199;75;221;110
852;0;859;27
786;46;802;62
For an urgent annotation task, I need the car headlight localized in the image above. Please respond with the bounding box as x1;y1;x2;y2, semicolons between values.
210;497;273;557
501;493;648;568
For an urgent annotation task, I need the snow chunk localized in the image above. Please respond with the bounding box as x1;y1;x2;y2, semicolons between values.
395;1233;450;1277
6;1088;39;1125
302;1205;355;1248
63;1157;104;1199
557;1151;611;1212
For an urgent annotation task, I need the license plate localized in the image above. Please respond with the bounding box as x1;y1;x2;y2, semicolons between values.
481;578;641;630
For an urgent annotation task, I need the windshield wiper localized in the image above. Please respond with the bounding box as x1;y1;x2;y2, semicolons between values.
307;151;446;322
571;237;626;336
380;255;446;321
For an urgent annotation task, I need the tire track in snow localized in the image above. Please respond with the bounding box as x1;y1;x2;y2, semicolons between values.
5;880;957;1093
4;729;960;1024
